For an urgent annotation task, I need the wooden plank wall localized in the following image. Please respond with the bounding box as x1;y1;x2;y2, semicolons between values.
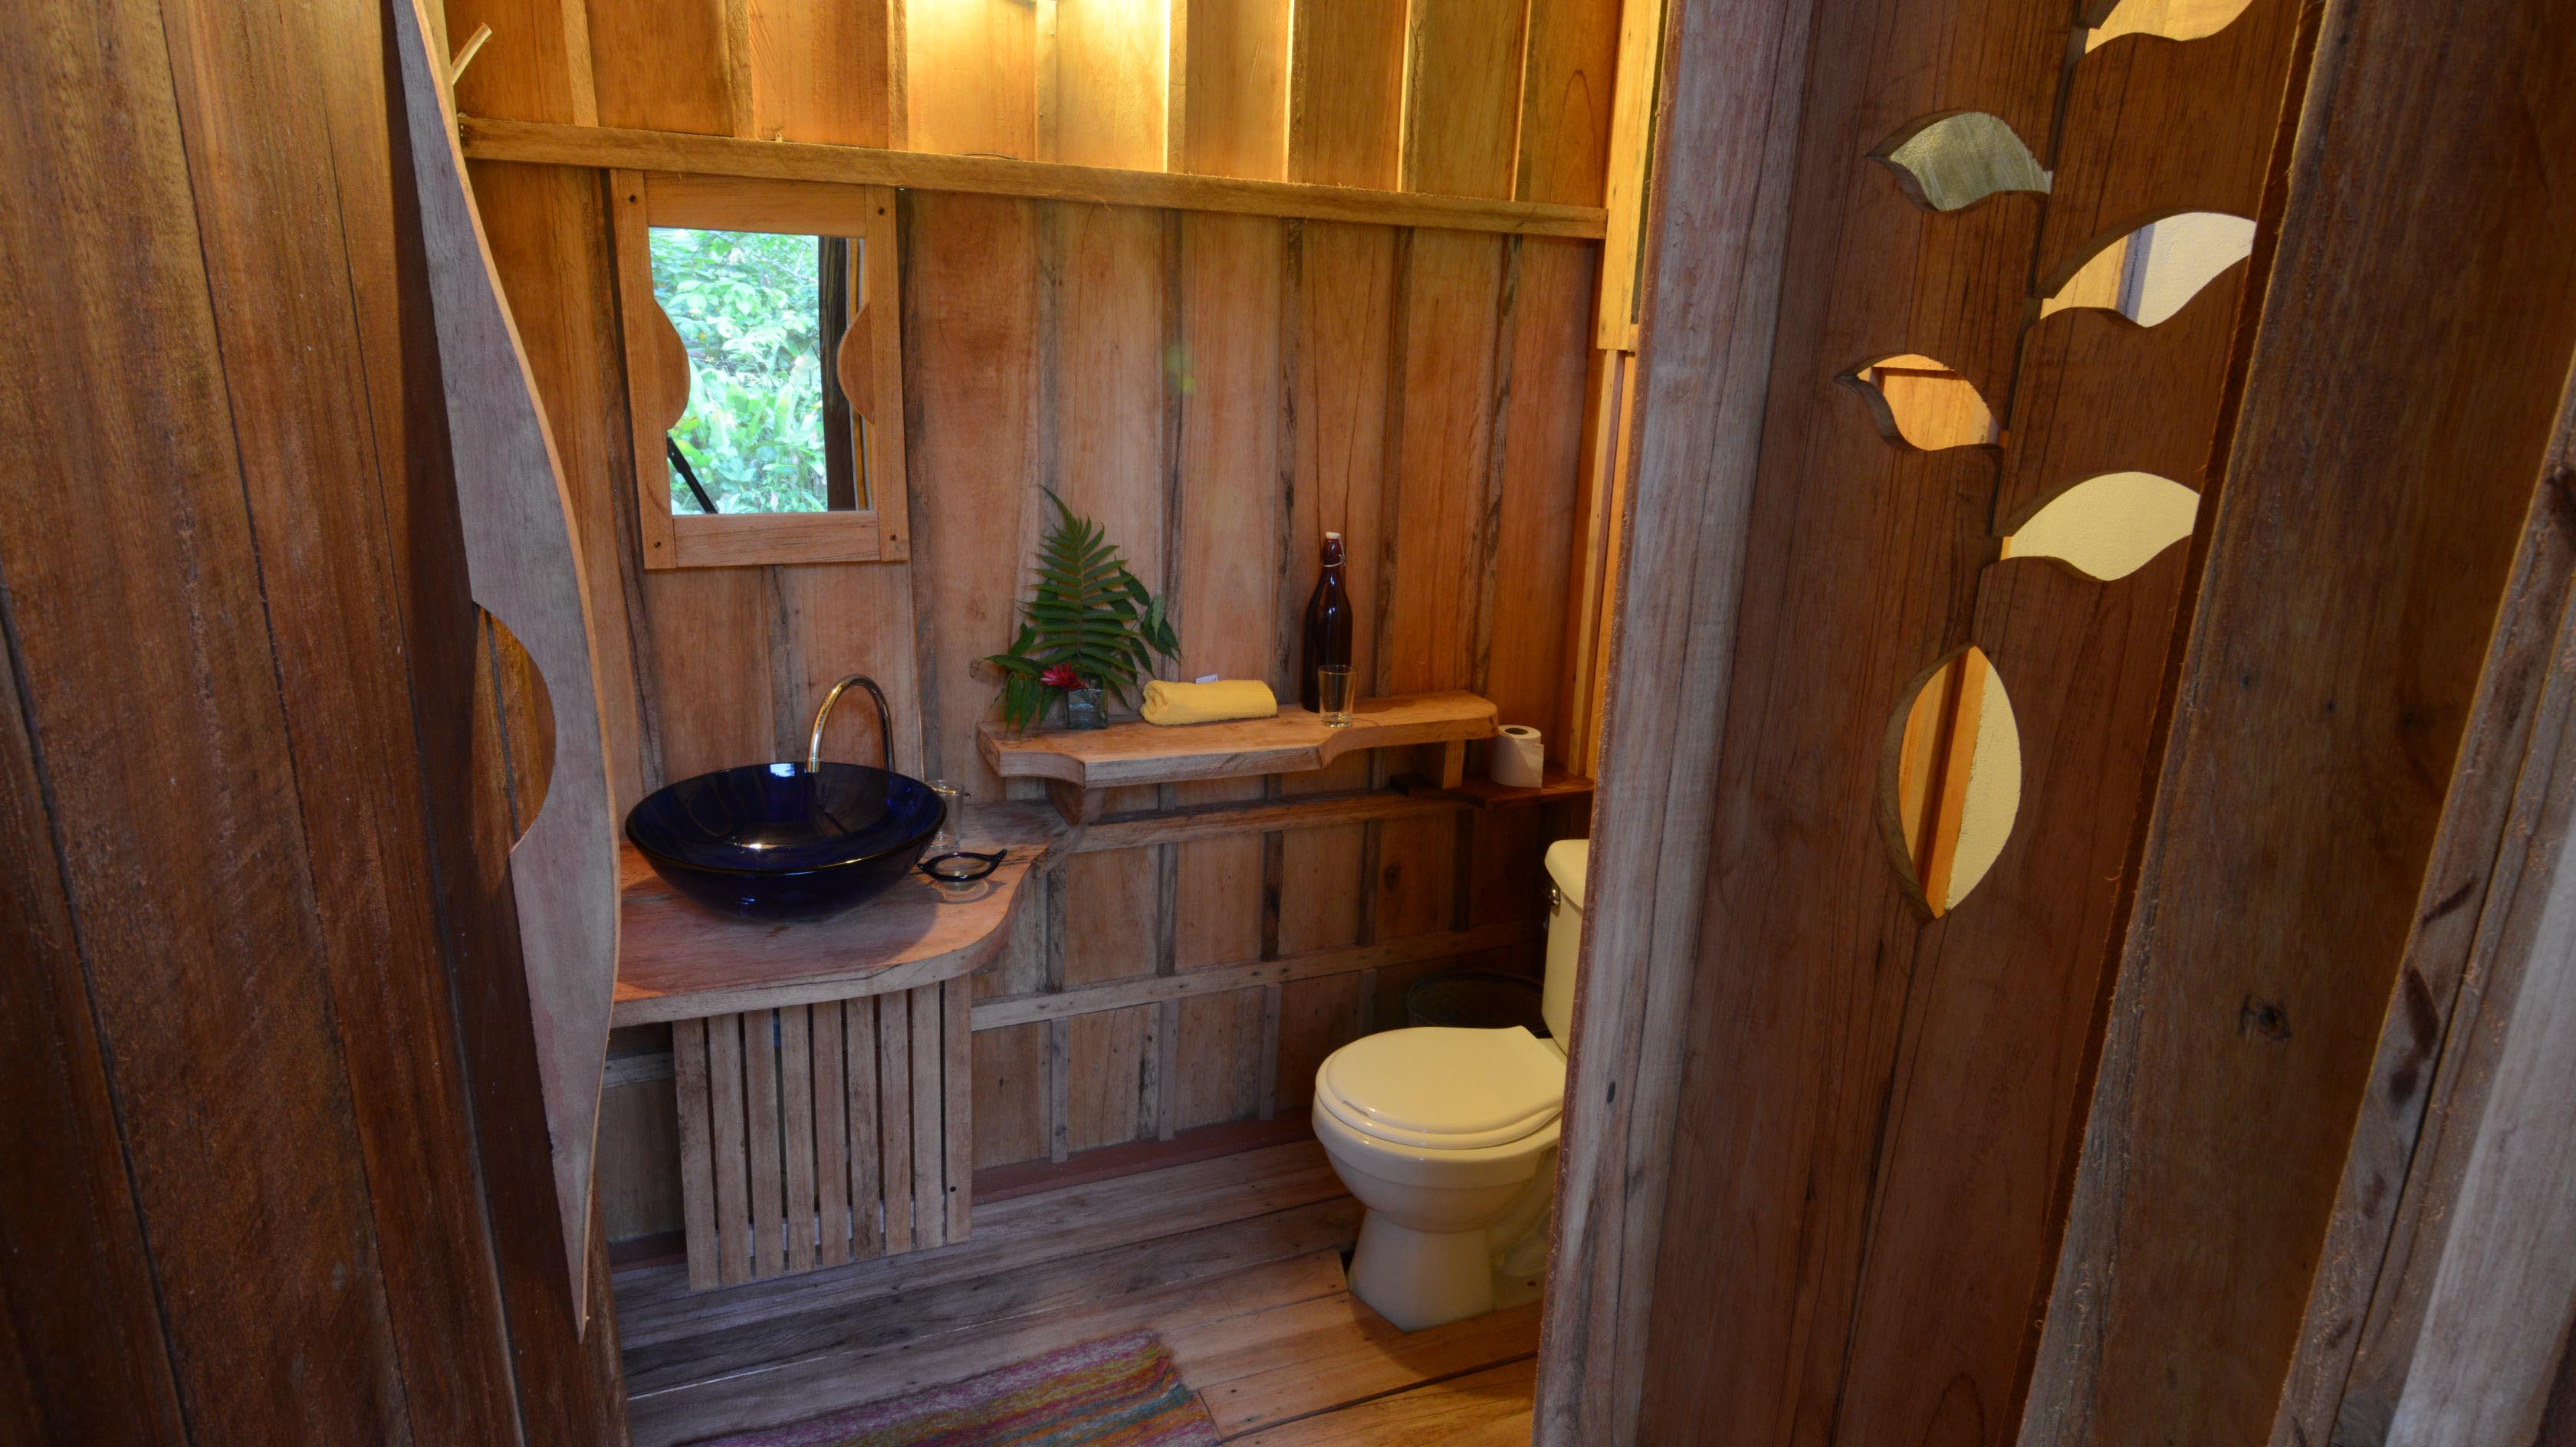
446;0;1618;1232
2023;0;2576;1439
1534;0;2312;1439
0;0;627;1437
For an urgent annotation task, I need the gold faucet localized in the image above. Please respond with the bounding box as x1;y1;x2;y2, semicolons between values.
807;674;893;775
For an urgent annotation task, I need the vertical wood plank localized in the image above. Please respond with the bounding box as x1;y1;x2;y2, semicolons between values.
1280;11;1401;977
1168;208;1286;1017
1276;823;1366;955
642;566;780;785
774;563;925;775
1066;1006;1158;1151
672;1019;720;1288
589;0;742;136
447;0;598;126
1045;187;1171;1161
1483;237;1597;752
1257;984;1283;1118
902;0;1037;157
707;1012;752;1285
777;1006;816;1273
843;995;883;1258
469;157;651;810
1173;989;1271;1131
1557;352;1628;773
1534;0;1815;1432
1286;0;1404;189
1042;0;1168;167
742;1009;784;1278
156;0;547;1428
944;975;975;1242
377;6;630;1420
1398;0;1530;200
972;1021;1054;1167
0;522;185;1445
1048;1017;1074;1163
1282;213;1395;786
809;1000;850;1268
877;989;915;1252
1514;0;1624;206
1276;973;1368;1112
910;981;948;1248
1155;999;1183;1140
1594;0;1668;349
2026;0;2576;1435
903;191;1041;802
746;0;892;146
1379;230;1503;698
2273;409;2576;1446
599;1046;685;1248
1060;848;1165;984
1174;0;1291;179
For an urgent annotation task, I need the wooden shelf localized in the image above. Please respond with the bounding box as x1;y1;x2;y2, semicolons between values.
611;802;1061;1025
978;690;1498;821
1393;765;1597;809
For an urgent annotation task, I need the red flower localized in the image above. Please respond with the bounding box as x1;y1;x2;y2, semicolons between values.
1040;664;1084;691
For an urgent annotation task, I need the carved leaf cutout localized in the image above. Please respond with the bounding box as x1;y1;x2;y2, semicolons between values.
1842;355;1999;451
1873;113;2051;212
2003;472;2200;580
1886;647;2021;917
2041;212;2256;325
2085;0;2254;49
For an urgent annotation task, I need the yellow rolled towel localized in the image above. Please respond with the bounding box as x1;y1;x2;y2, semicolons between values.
1141;678;1278;726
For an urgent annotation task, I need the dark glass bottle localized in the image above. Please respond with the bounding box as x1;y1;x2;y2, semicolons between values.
1300;531;1353;712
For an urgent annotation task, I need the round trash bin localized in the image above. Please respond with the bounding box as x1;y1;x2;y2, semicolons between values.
1404;967;1548;1038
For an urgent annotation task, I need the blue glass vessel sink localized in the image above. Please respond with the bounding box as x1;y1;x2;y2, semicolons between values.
625;762;946;923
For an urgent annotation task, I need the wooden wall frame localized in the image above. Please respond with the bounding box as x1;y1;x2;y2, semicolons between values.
609;170;911;569
1548;0;2576;1440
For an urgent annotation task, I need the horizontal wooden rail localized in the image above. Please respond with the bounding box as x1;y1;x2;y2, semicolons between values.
969;922;1535;1031
459;117;1609;240
1067;779;1595;852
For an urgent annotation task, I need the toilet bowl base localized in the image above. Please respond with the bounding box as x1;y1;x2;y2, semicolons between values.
1347;1211;1498;1332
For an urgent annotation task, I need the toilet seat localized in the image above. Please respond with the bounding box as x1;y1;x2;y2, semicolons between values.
1316;1026;1565;1151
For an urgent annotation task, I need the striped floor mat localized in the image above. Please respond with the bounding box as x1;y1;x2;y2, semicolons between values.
689;1331;1221;1447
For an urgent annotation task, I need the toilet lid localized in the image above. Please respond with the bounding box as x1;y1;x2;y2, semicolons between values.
1317;1027;1565;1150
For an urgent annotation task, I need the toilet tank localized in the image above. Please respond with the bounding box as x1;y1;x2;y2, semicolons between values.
1542;839;1590;1045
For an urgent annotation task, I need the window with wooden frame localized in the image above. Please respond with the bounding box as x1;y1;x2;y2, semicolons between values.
609;171;909;568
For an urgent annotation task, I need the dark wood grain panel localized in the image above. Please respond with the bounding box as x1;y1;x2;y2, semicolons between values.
0;553;184;1447
0;1;406;1436
161;0;531;1432
1623;0;2214;1439
2035;0;2305;291
2026;0;2576;1436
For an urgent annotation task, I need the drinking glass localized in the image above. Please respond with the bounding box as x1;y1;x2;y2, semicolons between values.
925;778;961;853
1316;664;1356;728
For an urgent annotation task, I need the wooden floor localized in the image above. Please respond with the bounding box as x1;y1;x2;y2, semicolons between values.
614;1140;1540;1445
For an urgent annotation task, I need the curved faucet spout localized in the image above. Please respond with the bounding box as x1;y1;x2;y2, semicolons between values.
808;674;893;775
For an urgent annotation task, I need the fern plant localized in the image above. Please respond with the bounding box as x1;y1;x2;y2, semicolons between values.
984;491;1181;730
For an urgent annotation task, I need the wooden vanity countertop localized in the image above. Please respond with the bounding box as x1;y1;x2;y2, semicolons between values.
610;802;1061;1025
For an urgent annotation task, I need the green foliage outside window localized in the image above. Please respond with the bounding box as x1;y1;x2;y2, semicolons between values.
650;227;829;514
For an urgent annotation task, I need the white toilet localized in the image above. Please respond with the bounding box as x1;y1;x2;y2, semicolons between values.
1312;838;1589;1331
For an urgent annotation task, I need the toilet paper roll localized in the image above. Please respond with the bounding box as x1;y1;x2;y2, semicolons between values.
1489;725;1544;788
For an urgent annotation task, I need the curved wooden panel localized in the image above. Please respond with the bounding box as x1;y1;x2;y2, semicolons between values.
2036;0;2304;290
392;0;620;1333
1999;263;2246;521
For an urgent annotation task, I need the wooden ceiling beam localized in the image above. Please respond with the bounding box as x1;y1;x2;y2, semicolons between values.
458;115;1608;238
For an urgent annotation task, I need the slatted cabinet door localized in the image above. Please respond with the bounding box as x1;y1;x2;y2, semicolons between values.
672;980;973;1289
